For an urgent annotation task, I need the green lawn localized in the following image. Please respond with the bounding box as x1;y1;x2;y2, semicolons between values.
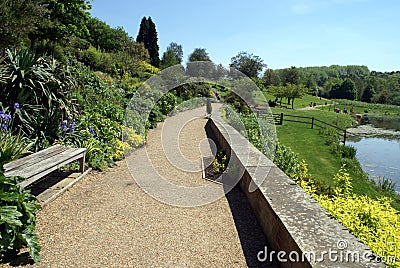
256;91;332;110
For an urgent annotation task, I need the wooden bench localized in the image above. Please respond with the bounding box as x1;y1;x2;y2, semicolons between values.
4;145;86;188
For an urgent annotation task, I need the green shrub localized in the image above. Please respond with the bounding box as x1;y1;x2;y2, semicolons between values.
0;172;40;263
316;169;400;268
375;177;396;193
0;131;34;168
212;151;228;173
0;48;75;151
339;144;357;159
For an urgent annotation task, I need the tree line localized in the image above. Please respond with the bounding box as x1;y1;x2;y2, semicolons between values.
264;65;400;105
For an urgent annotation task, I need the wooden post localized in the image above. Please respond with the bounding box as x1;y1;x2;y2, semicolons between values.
79;153;85;173
343;130;347;145
280;113;284;125
311;117;314;129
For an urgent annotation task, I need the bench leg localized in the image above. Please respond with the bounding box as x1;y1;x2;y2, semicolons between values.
79;154;85;173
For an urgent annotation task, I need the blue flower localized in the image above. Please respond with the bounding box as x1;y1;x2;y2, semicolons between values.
1;123;8;131
0;111;11;122
89;128;96;135
61;121;68;131
14;103;20;110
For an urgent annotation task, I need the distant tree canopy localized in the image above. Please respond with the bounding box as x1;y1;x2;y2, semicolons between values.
86;18;131;52
361;84;375;103
269;65;400;105
30;0;92;46
281;66;300;85
269;84;308;109
160;42;183;69
166;42;183;63
136;16;160;67
188;48;211;62
263;69;280;88
229;51;265;78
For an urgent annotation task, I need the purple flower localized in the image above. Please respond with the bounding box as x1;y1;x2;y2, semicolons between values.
89;128;96;135
14;103;20;110
0;123;8;131
68;116;73;121
61;121;68;131
0;111;11;122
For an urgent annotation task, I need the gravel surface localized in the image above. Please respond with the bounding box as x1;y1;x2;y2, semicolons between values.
4;107;273;267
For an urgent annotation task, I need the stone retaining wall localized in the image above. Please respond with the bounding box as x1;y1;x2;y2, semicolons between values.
207;114;384;268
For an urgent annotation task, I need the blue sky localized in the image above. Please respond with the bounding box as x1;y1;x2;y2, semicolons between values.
90;0;400;72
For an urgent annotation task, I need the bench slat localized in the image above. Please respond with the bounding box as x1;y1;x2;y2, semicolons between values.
4;145;68;171
4;144;86;188
18;152;86;188
4;148;86;178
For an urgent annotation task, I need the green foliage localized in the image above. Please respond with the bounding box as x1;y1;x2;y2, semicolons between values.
269;83;308;109
136;17;160;67
86;17;130;53
0;172;41;263
212;151;228;173
0;48;73;150
330;78;356;100
160;42;183;69
338;144;357;159
375;177;396;194
361;84;375;103
78;46;115;74
160;49;180;69
280;66;300;85
315;170;400;267
0;0;47;48
32;0;92;44
0;131;34;167
188;48;211;62
263;69;281;87
230;51;266;78
274;143;302;176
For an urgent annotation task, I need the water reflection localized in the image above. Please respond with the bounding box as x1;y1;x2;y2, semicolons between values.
346;116;400;191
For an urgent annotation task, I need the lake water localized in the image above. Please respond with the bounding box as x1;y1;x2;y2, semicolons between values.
346;116;400;192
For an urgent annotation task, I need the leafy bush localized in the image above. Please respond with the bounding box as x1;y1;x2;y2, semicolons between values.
338;144;357;159
0;131;34;168
212;151;228;173
78;46;115;74
0;48;75;150
375;177;396;193
0;172;40;263
315;169;400;267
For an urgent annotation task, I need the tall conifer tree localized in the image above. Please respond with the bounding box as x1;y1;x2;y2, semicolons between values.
136;16;160;67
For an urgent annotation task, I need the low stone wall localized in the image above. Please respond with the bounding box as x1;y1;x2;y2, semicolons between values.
208;113;384;268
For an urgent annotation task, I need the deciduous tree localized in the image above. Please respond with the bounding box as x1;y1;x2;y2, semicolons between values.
230;51;265;78
188;48;211;62
0;0;47;49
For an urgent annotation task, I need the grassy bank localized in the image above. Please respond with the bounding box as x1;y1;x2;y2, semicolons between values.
271;107;400;210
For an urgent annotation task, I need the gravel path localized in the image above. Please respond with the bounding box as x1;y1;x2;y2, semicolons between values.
6;107;272;267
